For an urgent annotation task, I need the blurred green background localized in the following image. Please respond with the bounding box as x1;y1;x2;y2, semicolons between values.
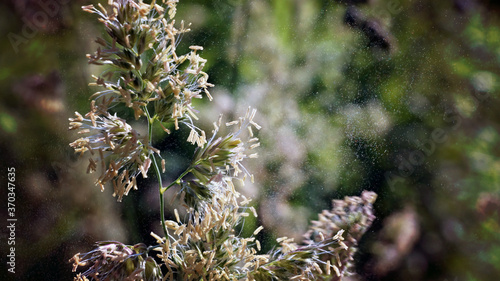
1;0;500;280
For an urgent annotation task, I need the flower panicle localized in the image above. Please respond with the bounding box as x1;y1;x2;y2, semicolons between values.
69;111;159;201
151;177;266;280
303;190;378;280
248;230;348;281
81;0;213;129
69;241;162;281
178;107;261;208
71;0;215;200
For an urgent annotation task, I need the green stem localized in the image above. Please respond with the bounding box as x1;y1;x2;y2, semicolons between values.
161;168;191;193
144;107;168;237
144;107;193;238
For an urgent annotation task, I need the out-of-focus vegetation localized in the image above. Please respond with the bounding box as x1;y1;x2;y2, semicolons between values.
1;0;500;280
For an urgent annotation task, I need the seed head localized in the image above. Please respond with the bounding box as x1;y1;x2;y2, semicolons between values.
69;241;162;281
180;107;261;207
69;112;159;201
82;0;213;129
